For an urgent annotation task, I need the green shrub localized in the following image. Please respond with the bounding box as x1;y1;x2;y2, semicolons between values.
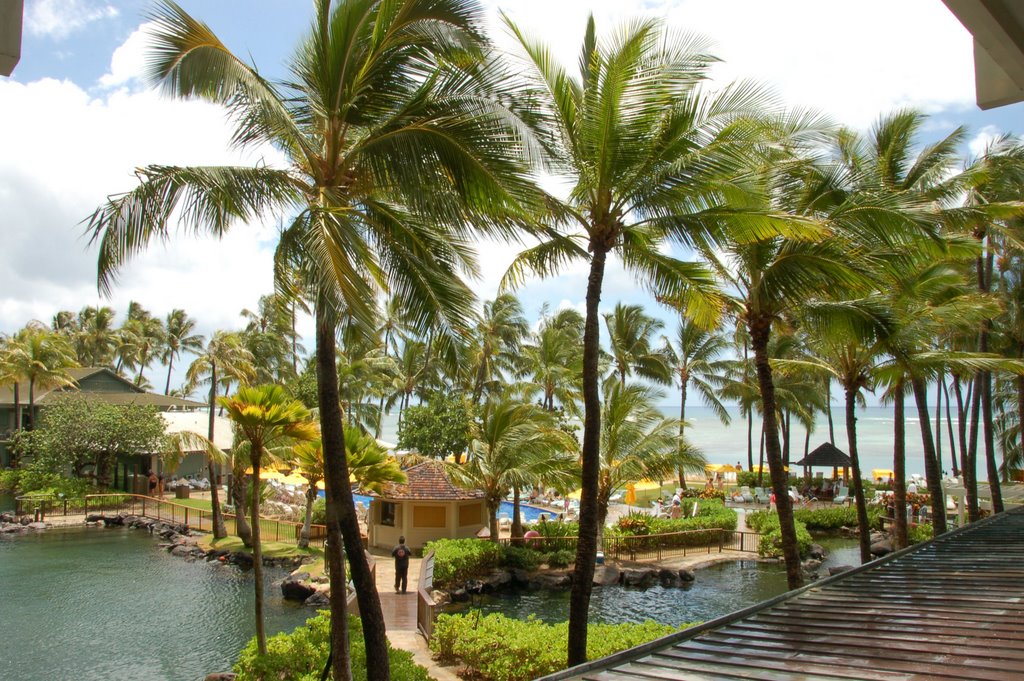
430;613;683;681
793;505;883;531
234;612;429;681
747;512;812;558
544;549;574;568
425;538;502;588
908;523;933;545
14;471;92;499
501;546;543;571
0;469;21;493
310;497;326;525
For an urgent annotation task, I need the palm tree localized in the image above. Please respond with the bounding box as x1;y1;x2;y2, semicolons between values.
221;384;317;656
604;303;672;386
447;399;576;542
469;294;529;405
499;16;790;661
662;319;731;488
10;323;79;430
85;3;538;678
598;379;699;529
162;309;204;395
186;331;255;539
75;305;118;367
520;306;584;415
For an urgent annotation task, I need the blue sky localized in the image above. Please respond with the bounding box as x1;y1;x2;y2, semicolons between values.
2;0;1023;399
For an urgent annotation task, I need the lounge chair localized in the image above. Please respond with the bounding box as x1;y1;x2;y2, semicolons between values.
833;486;850;505
739;486;754;503
753;487;771;505
498;512;511;530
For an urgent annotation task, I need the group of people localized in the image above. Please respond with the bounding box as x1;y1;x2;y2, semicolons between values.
652;490;686;519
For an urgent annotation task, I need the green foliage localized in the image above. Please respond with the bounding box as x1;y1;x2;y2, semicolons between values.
287;363;319;410
0;468;21;493
310;497;326;525
908;523;933;545
234;612;429;681
21;395;165;487
397;392;473;459
544;549;574;567
615;511;653;535
430;613;682;681
500;545;543;571
747;511;812;558
612;500;737;537
793;505;883;531
14;471;92;499
425;538;502;588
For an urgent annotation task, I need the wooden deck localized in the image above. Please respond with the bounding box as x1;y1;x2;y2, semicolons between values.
540;506;1024;681
373;550;419;632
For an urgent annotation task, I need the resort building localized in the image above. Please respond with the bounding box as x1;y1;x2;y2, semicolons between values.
367;460;486;550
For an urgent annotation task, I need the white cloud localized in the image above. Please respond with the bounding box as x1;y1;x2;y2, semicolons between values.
98;21;155;88
968;125;1002;158
25;0;119;40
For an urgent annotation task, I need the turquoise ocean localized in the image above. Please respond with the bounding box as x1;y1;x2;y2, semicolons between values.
377;404;972;482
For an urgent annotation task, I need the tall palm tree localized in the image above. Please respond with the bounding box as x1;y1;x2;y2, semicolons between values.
76;305;118;367
604;303;672;386
520;306;584;415
469;294;529;405
10;323;79;430
499;16;791;661
446;399;576;542
221;385;317;656
0;334;27;432
186;331;255;539
598;379;699;529
662;319;731;488
162;309;204;395
85;3;538;678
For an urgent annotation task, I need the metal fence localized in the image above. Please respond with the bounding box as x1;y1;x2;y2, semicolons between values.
80;494;328;547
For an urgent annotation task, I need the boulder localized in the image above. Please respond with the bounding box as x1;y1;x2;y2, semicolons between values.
450;588;469;602
304;590;330;607
592;565;620;587
204;674;237;681
510;569;532;587
483;570;512;591
870;540;893;557
657;568;682;588
621;568;657;588
0;523;27;534
677;569;696;582
19;516;31;526
809;544;825;560
533;572;572;589
26;522;48;531
290;571;312;582
0;512;15;523
282;578;317;602
171;544;199;558
828;565;854;577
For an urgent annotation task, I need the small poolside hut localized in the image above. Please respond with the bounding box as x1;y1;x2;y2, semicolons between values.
795;442;851;483
366;460;486;550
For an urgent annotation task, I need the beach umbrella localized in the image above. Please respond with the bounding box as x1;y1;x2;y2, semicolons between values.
624;484;637;506
281;473;309;486
243;467;285;481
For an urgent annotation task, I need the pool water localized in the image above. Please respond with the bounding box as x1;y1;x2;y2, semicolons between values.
317;493;547;524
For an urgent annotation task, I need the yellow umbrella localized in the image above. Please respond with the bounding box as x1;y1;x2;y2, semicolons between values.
751;464;788;473
872;468;894;482
315;474;358;490
242;468;284;481
624;484;637;506
567;488;582;500
281;473;309;486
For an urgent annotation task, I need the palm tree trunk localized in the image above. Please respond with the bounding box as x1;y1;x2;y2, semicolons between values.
911;376;947;535
568;247;608;668
511;486;523;540
781;411;790;466
934;372;943;470
165;354;174;395
27;378;35;430
488;498;500;543
316;303;388;681
844;386;871;563
942;379;959;476
966;374;982;522
677;379;688;490
757;425;765;486
232;468;253;548
251;453;267;655
978;247;1003;512
13;382;21;431
299;486;316;550
892;381;908;550
207;363;227;539
826;380;835;445
746;408;753;471
749;317;802;589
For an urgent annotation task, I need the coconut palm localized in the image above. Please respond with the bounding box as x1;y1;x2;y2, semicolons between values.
604;303;672;386
0;334;27;432
162;309;204;395
447;399;576;542
661;319;731;488
10;323;79;430
221;385;317;656
598;379;699;529
469;294;529;405
186;331;255;539
85;2;539;677
498;15;804;659
75;305;118;367
520;306;584;415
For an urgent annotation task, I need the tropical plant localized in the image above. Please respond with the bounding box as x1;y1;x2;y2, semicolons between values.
604;303;671;386
9;322;79;430
469;294;529;405
85;2;539;677
221;384;317;656
161;309;204;395
519;306;584;415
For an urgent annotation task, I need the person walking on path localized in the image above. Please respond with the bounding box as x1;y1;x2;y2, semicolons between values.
392;536;411;594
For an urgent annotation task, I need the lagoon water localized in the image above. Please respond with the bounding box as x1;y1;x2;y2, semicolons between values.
0;526;311;681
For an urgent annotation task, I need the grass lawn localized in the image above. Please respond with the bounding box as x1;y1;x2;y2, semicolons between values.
198;535;323;560
167;498;213;511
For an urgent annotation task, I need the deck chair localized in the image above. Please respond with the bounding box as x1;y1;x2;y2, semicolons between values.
739;486;754;503
833;486;850;505
498;512;511;530
753;487;771;505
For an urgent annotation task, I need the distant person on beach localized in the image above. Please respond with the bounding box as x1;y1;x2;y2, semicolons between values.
147;470;158;496
736;461;742;471
392;536;411;594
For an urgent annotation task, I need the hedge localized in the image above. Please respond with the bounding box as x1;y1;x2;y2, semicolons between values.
792;505;883;531
430;613;684;681
234;612;429;681
424;538;503;588
745;510;812;558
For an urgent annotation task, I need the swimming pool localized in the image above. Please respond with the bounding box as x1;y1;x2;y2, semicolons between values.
317;490;373;508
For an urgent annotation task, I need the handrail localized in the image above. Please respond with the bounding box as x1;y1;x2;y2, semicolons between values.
417;549;437;640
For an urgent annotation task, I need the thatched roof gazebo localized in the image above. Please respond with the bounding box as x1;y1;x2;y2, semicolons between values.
795;442;852;482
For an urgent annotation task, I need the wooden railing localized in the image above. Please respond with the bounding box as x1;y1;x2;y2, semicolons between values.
82;494;329;547
417;550;438;640
497;529;762;560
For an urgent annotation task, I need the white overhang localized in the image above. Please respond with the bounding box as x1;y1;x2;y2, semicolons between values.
943;0;1024;109
0;0;22;77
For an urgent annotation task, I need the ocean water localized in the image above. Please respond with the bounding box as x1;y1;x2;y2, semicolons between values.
377;403;974;481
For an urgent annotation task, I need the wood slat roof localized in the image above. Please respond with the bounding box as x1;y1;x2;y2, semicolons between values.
542;506;1024;681
795;442;852;468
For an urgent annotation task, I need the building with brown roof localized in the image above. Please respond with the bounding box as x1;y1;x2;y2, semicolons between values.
367;460;486;550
